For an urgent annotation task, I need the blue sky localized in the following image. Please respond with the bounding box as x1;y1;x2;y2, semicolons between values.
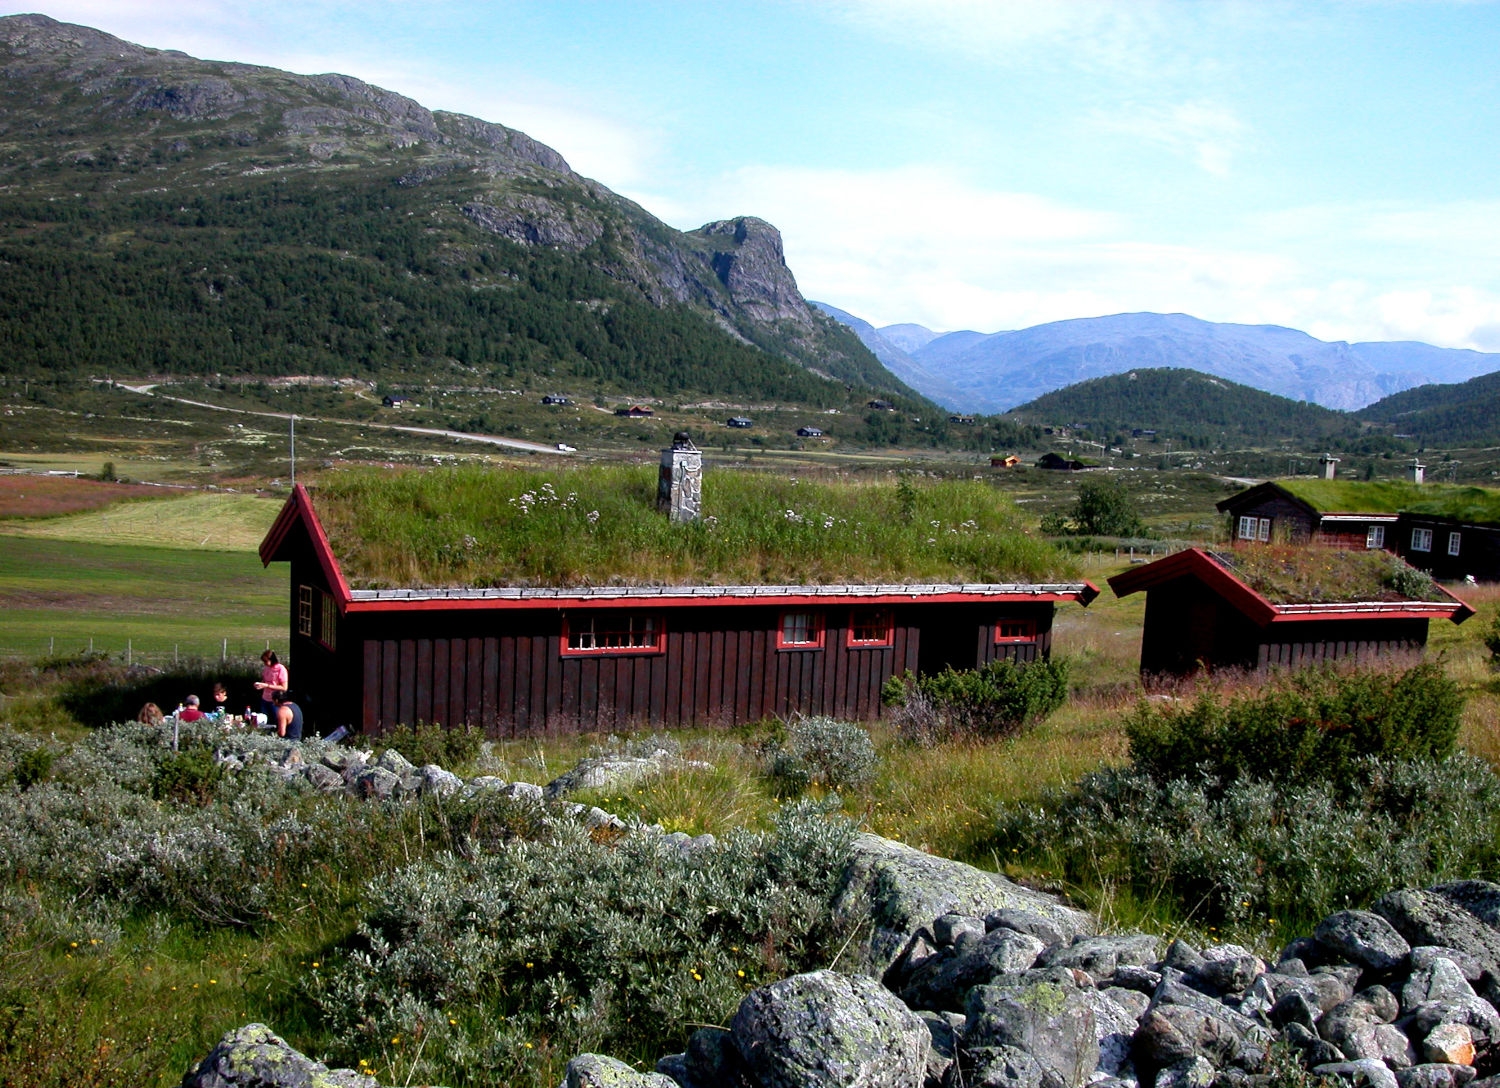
9;1;1500;349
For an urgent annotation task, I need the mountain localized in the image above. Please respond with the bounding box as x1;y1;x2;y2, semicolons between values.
1358;371;1500;446
1009;368;1357;446
809;303;966;407
0;14;921;407
879;323;944;354
818;309;1500;414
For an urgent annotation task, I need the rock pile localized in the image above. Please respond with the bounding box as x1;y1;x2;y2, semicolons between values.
561;869;1500;1088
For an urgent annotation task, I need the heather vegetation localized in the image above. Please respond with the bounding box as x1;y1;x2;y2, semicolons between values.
316;465;1075;587
1219;543;1440;603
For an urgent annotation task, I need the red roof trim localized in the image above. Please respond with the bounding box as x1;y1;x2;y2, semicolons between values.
342;588;1095;614
1109;547;1473;627
257;485;352;609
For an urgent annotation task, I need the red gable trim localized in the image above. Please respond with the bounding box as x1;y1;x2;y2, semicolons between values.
257;485;352;610
1109;547;1473;627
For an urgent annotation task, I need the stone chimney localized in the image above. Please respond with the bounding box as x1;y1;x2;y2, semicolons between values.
657;432;702;523
1410;460;1425;485
1319;454;1340;480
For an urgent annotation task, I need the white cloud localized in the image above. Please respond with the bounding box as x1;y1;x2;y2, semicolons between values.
1090;99;1247;176
654;163;1500;352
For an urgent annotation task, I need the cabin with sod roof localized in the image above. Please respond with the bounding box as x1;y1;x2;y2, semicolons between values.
259;468;1098;736
1109;546;1473;679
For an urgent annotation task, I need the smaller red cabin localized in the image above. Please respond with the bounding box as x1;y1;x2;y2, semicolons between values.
1109;547;1472;679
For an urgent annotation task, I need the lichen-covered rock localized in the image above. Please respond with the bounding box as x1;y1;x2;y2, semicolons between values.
1410;996;1500;1048
1315;1058;1400;1088
1085;988;1142;1079
1423;1023;1477;1067
180;1023;376;1088
1315;911;1412;972
354;766;400;800
1397;1063;1477;1088
901;928;1046;1012
656;1027;755;1088
965;979;1099;1088
1374;891;1500;981
730;969;929;1088
560;1053;677;1088
1405;957;1476;1012
543;751;687;799
418;764;461;799
1192;944;1264;996
964;1045;1046;1088
934;914;987;948
1155;1055;1215;1088
301;764;344;793
916;1010;961;1088
1039;935;1161;983
832;833;1093;979
1431;882;1500;929
1135;1005;1249;1068
374;749;414;778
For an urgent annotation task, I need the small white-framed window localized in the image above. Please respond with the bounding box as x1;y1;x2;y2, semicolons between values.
1237;515;1272;542
1411;528;1433;553
297;585;314;637
1448;531;1461;557
1366;525;1385;549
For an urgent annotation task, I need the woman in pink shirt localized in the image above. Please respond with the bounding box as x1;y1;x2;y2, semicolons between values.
255;649;288;720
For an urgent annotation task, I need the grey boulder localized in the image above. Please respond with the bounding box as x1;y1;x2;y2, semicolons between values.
560;1053;677;1087
901;928;1047;1012
965;978;1100;1088
418;764;462;798
1315;911;1412;972
1039;934;1162;984
180;1023;376;1088
730;969;930;1088
1315;1059;1401;1088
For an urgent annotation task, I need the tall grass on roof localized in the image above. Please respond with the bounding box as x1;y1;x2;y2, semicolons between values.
1218;544;1437;605
316;466;1076;588
1276;479;1500;525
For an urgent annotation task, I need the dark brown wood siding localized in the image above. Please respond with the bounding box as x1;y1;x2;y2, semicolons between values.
1138;575;1433;681
337;599;1058;736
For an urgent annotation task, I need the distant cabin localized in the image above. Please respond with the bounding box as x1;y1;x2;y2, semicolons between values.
1131;429;1157;438
1217;479;1500;581
381;395;409;408
797;426;825;438
1037;453;1088;471
541;395;571;405
726;416;754;428
990;455;1022;468
949;415;976;425
1110;547;1472;680
868;399;895;411
615;405;654;418
258;485;1098;735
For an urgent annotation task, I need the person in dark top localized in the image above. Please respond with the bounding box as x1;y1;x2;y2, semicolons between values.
210;682;230;717
274;688;304;742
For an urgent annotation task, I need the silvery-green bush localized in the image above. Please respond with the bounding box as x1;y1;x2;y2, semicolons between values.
310;801;858;1084
767;716;878;794
994;754;1500;930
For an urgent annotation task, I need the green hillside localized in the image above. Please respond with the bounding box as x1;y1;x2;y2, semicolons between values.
1007;367;1358;446
1358;371;1500;446
0;14;923;414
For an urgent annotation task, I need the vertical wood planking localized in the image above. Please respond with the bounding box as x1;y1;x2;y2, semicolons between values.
482;637;500;735
544;636;563;730
397;640;416;726
497;635;516;730
695;629;713;722
664;630;683;724
432;639;450;727
709;629;726;722
513;636;532;734
636;655;655;723
362;641;380;733
529;637;548;733
466;639;483;727
414;639;433;725
381;639;399;729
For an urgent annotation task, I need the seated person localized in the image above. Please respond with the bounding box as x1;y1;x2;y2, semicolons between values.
138;702;165;726
273;689;304;742
210;682;230;717
178;695;206;722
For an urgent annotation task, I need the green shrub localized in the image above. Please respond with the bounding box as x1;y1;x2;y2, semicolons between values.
12;746;54;790
766;717;878;795
149;748;226;806
1125;662;1463;791
1484;612;1500;669
992;754;1500;932
883;657;1070;743
310;801;859;1084
378;720;483;771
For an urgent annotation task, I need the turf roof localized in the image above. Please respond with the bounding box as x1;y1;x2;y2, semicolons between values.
1275;479;1500;525
312;465;1080;590
1215;545;1438;606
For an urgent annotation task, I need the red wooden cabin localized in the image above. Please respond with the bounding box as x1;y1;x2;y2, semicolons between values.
260;486;1099;735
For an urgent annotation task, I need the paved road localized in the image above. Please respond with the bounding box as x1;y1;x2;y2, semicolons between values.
113;383;569;455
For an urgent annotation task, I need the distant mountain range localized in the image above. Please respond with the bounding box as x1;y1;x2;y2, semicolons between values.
816;307;1500;413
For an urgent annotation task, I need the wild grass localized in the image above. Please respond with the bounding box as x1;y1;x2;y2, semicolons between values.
315;464;1077;587
0;474;167;519
1217;543;1438;604
0;491;281;551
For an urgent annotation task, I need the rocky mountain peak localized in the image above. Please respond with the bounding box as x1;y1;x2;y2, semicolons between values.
694;216;812;328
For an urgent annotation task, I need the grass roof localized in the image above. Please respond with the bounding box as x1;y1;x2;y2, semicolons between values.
1276;479;1500;525
1215;545;1438;606
314;465;1079;589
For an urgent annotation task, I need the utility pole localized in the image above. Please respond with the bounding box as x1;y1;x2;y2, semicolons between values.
290;414;296;487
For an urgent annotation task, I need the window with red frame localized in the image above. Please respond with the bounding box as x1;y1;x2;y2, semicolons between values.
846;607;894;648
561;613;664;655
777;610;825;650
994;618;1037;644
